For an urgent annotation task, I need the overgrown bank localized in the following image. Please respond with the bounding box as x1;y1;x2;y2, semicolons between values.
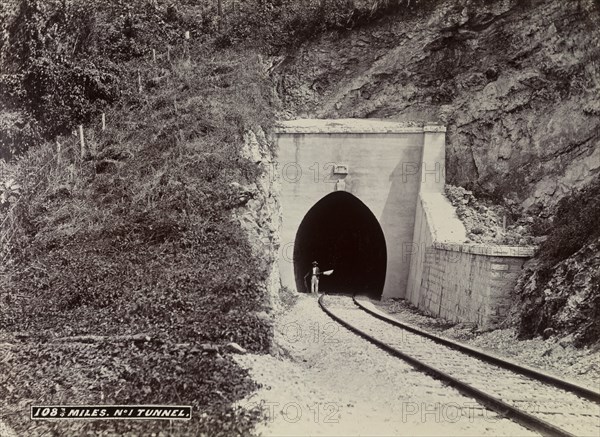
0;56;276;435
515;175;600;346
0;1;281;435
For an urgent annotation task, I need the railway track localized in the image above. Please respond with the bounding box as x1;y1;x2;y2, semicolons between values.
318;294;600;437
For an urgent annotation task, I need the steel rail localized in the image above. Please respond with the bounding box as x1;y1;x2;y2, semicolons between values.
352;295;600;404
318;294;577;437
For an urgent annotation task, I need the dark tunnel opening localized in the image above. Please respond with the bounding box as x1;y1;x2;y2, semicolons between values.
293;192;387;299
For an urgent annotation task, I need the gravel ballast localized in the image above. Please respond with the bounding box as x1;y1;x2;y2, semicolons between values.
235;294;535;436
373;298;600;387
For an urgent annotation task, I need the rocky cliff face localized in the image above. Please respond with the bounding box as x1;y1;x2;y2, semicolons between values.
235;128;283;316
275;0;600;215
274;0;600;344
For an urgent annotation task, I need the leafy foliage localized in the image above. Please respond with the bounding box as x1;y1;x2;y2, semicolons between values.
0;111;40;160
516;175;600;346
0;0;121;157
0;3;276;432
539;175;600;265
1;338;263;436
22;57;120;138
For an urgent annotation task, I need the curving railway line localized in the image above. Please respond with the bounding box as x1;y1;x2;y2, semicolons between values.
318;294;600;437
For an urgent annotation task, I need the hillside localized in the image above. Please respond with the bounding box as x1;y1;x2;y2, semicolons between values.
1;1;279;435
1;0;599;435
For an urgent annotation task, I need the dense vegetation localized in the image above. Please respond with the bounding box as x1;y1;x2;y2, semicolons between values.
0;0;438;160
0;1;276;434
1;0;446;434
517;175;600;346
538;175;600;266
1;55;274;433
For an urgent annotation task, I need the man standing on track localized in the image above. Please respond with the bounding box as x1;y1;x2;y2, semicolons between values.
304;260;321;295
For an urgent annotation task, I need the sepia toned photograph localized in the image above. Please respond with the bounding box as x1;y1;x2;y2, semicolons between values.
0;0;599;436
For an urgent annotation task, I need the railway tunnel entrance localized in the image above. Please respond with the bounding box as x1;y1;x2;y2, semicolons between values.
293;192;387;299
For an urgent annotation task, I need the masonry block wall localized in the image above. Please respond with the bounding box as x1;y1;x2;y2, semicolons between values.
407;194;535;327
417;243;532;326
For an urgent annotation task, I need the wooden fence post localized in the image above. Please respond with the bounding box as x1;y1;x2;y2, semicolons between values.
184;31;190;61
79;125;85;158
56;140;61;166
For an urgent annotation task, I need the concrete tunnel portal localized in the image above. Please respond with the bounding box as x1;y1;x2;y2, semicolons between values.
275;119;447;300
293;192;387;298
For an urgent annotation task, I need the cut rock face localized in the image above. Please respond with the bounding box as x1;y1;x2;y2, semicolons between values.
276;0;600;215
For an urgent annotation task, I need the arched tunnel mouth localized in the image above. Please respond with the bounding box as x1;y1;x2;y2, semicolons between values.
293;192;387;299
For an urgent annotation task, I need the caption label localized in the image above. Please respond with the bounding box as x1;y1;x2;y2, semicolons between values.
31;405;192;420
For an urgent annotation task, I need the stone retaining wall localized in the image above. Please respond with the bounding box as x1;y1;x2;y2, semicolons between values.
406;193;536;327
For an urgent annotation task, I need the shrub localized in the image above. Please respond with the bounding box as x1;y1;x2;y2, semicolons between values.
1;0;120;153
0;74;26;109
22;57;119;138
516;176;600;346
540;175;600;264
0;111;41;160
